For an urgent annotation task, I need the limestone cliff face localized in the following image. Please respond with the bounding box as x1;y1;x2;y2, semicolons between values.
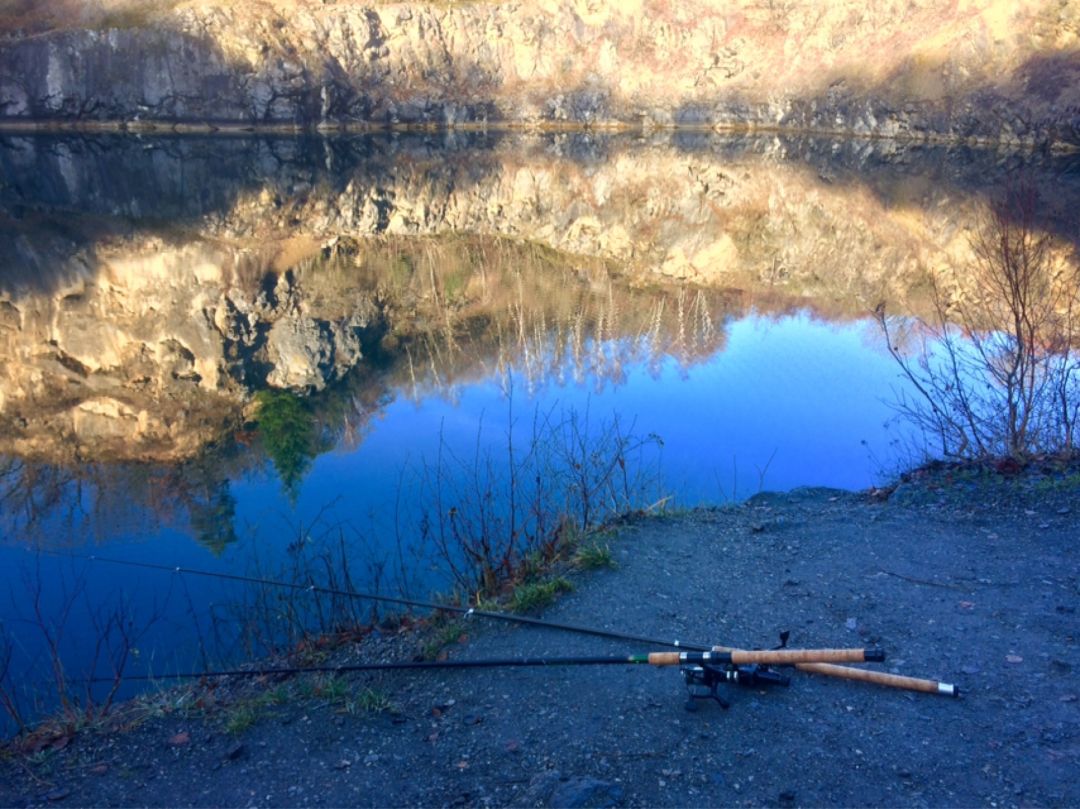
0;230;732;464
1;0;1079;147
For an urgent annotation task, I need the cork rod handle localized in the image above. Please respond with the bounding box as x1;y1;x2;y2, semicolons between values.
708;645;958;697
646;647;884;667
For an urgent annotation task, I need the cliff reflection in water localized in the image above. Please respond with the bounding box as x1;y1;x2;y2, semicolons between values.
2;131;1079;553
0;230;740;549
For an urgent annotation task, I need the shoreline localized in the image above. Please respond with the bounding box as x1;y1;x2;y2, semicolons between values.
3;456;1077;744
0;118;1073;153
2;462;1078;806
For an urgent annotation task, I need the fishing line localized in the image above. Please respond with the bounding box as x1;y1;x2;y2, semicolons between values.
76;553;700;650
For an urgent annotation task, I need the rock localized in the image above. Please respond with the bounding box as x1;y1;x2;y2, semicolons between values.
0;1;1077;148
517;771;623;808
167;731;191;746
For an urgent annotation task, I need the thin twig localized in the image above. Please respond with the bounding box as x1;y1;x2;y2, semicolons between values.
877;568;970;591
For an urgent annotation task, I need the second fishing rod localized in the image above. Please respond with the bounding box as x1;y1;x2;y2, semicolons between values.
75;552;958;697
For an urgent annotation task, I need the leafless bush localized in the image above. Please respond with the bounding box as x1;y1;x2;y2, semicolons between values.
876;182;1080;462
0;558;165;738
227;508;381;662
0;629;25;733
416;394;664;598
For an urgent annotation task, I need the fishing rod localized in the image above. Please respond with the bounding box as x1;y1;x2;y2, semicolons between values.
91;648;888;710
95;647;885;680
70;553;958;697
79;553;669;647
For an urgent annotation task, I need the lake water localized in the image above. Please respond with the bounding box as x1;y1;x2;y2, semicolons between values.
1;131;1076;729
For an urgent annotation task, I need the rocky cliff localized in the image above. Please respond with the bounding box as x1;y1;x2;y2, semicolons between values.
1;0;1079;147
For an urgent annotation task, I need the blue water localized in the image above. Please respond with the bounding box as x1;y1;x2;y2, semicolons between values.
0;309;911;728
3;130;1080;734
8;126;991;731
261;311;906;571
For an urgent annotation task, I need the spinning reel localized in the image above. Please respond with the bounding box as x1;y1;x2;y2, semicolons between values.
681;631;793;711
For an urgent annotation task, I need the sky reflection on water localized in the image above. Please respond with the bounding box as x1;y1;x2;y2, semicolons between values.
293;309;904;529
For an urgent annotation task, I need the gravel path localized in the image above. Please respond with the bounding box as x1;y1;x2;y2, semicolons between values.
2;469;1078;808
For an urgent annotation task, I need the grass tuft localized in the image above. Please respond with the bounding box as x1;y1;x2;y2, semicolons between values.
421;619;468;661
344;688;393;715
509;577;573;614
225;704;258;735
573;541;617;570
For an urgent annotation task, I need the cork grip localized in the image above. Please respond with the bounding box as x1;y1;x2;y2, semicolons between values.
646;648;883;667
794;662;959;696
730;648;881;665
646;652;684;666
709;645;958;696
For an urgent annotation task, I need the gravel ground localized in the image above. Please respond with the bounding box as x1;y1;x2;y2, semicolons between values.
2;466;1078;808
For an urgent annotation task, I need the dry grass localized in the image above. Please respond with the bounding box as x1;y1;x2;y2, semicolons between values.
0;1;169;35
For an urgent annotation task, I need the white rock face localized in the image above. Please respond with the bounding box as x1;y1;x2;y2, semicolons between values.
0;0;1078;147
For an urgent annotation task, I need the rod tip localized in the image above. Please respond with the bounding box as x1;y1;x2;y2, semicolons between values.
864;647;886;663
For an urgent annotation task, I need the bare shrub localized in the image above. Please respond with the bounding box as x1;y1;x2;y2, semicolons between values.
221;505;391;664
1;558;165;738
0;629;25;733
416;393;664;599
876;181;1080;461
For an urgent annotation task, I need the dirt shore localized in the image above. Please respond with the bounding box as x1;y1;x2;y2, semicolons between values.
2;464;1078;808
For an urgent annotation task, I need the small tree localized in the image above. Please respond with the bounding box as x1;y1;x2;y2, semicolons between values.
254;390;323;503
876;182;1080;462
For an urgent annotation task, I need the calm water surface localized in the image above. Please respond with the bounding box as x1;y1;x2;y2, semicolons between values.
1;131;1076;726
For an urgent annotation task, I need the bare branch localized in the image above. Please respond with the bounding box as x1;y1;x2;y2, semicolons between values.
877;178;1080;462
